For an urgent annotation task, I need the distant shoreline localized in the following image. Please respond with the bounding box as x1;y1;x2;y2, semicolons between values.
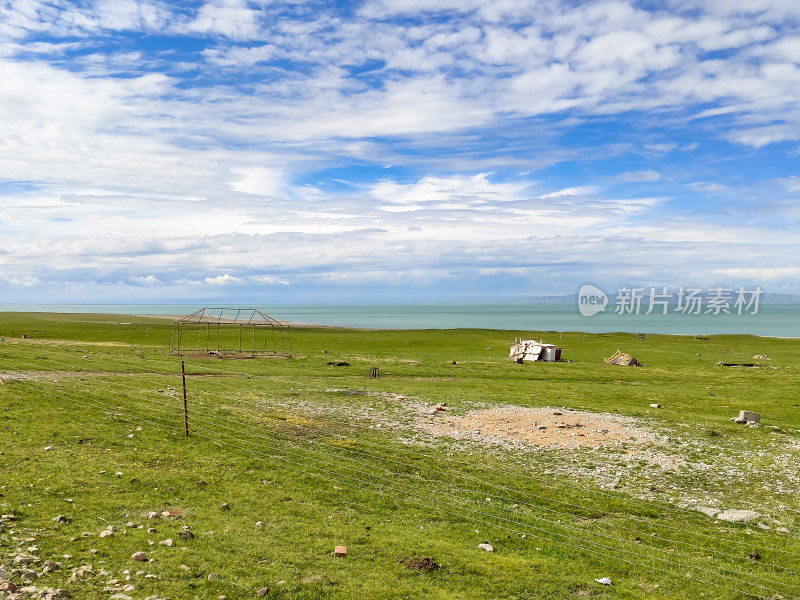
2;303;799;336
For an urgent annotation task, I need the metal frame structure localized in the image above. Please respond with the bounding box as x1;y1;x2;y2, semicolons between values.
171;307;291;358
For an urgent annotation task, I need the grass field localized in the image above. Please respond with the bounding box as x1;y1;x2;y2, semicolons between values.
1;312;799;599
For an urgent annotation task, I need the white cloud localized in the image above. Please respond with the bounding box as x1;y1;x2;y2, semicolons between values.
229;167;286;197
618;170;661;182
538;186;595;199
1;1;800;301
180;0;262;40
205;274;241;285
712;267;800;281
250;274;290;285
689;182;732;193
776;176;800;193
129;275;162;286
371;173;526;210
1;275;42;287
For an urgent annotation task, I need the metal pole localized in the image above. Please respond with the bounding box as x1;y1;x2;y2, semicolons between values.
181;361;189;438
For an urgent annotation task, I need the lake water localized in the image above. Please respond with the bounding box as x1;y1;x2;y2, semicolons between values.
1;303;798;336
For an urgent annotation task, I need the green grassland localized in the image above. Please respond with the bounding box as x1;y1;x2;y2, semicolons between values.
1;312;800;599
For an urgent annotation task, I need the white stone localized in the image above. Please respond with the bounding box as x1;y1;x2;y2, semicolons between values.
716;509;761;523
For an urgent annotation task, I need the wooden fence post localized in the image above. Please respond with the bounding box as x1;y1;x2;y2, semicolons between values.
181;361;189;438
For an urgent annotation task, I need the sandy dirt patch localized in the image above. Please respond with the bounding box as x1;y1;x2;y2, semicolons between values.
419;405;659;449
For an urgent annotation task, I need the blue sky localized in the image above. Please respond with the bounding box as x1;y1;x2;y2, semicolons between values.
1;0;799;304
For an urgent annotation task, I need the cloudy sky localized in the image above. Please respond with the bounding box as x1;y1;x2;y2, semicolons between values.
1;0;799;304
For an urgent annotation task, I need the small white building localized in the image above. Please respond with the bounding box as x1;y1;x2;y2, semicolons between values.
509;339;562;363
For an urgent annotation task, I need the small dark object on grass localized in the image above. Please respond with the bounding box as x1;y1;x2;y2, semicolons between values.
197;481;207;486
328;361;350;366
749;551;761;560
400;557;440;572
179;529;194;539
707;430;720;437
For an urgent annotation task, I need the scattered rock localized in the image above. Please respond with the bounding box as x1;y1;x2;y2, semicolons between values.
731;410;760;425
696;506;719;517
180;565;190;571
256;587;269;597
594;577;613;586
147;528;157;534
334;545;347;557
221;503;230;511
109;594;133;600
42;560;60;573
255;521;263;528
477;543;493;552
69;565;93;582
649;403;661;409
0;582;17;593
131;552;149;562
99;530;114;538
159;539;173;547
145;512;159;519
53;515;69;523
44;446;54;451
14;555;32;566
716;509;761;523
208;573;220;581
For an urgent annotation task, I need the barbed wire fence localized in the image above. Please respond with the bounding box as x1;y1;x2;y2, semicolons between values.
2;340;799;599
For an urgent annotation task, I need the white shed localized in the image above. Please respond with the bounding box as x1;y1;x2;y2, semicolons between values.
509;339;562;363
